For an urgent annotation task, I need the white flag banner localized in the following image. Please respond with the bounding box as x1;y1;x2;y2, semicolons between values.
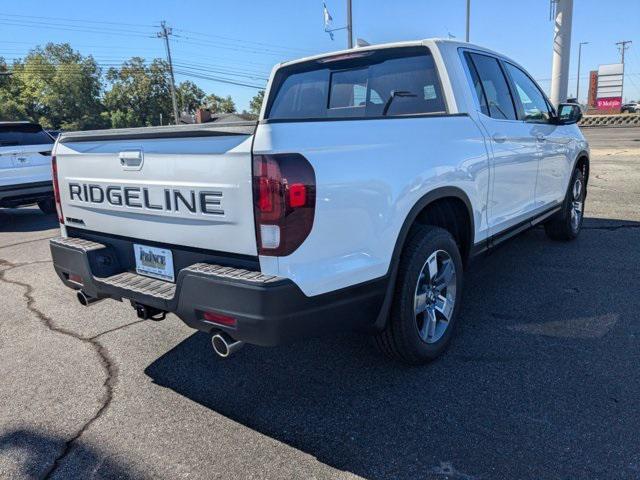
323;2;334;30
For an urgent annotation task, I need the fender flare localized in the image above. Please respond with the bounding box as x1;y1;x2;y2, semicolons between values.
570;150;590;199
372;186;475;330
573;150;590;179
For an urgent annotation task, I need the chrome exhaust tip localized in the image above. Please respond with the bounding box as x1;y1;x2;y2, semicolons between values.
211;332;244;358
77;290;102;306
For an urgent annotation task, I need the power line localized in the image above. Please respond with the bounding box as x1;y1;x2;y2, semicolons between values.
173;63;268;82
0;20;154;38
0;14;312;58
173;70;264;89
0;13;312;56
0;50;272;76
0;12;151;29
172;28;313;55
171;37;297;58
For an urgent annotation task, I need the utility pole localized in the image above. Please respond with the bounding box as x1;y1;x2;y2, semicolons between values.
157;21;180;125
616;40;632;64
346;0;353;49
576;41;588;103
550;0;574;106
465;0;471;42
616;40;632;101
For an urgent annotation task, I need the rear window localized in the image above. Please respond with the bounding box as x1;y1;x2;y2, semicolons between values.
0;124;54;147
266;46;446;120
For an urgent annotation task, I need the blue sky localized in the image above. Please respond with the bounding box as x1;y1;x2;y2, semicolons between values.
1;0;639;111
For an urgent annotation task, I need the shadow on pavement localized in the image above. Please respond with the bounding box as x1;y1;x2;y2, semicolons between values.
0;207;58;233
144;218;640;479
0;429;139;479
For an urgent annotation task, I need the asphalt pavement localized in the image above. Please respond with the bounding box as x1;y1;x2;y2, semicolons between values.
1;127;639;480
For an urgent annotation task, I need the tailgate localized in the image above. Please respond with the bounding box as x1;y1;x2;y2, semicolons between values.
55;123;258;256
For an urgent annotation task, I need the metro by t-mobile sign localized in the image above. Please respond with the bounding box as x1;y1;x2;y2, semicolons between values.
596;63;623;112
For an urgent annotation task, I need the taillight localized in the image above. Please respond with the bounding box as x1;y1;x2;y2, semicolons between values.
51;155;64;224
252;154;316;256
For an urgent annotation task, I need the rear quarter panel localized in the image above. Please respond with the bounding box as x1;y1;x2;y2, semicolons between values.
254;115;490;296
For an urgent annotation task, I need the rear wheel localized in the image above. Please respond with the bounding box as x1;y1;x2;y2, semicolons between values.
544;167;585;241
374;226;463;365
37;198;56;215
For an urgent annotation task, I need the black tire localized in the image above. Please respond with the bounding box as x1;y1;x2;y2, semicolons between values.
37;198;57;215
544;167;586;241
374;226;464;365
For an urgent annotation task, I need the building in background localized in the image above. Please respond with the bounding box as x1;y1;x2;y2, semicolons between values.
587;70;598;110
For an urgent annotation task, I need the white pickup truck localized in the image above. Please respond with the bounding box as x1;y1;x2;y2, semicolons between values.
1;122;56;213
50;39;588;364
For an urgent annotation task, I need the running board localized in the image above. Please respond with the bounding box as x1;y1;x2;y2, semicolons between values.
470;205;562;256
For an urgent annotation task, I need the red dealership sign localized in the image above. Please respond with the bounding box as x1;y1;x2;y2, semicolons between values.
596;97;622;111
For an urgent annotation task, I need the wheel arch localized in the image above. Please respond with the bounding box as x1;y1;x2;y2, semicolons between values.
372;186;475;330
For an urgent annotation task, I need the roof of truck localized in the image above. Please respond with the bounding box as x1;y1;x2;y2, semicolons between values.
278;38;502;68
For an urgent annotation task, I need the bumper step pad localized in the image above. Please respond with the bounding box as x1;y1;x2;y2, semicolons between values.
50;236;106;252
99;272;177;300
183;263;282;284
50;236;284;303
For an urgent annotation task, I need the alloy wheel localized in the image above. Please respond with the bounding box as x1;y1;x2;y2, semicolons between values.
414;249;457;344
571;177;583;231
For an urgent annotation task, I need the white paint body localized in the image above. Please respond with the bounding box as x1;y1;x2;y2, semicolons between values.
0;142;53;188
54;39;588;297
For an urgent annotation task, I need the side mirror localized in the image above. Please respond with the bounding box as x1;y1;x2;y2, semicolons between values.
555;103;583;125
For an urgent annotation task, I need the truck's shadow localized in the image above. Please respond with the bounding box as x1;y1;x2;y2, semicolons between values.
0;429;140;479
145;218;640;479
0;206;59;232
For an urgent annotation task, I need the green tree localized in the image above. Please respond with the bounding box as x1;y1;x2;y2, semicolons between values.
0;44;106;129
104;57;174;128
0;57;28;120
177;80;206;115
249;90;265;115
203;93;236;114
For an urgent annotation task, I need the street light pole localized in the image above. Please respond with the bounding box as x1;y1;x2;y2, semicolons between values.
466;0;471;42
346;0;353;49
576;41;588;103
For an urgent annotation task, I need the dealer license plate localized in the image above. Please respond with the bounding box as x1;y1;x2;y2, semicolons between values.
133;244;175;282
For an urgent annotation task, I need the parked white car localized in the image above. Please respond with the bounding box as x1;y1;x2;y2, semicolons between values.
0;121;56;213
49;39;589;364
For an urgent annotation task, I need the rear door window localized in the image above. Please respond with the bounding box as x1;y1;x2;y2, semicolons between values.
266;46;446;120
0;124;54;147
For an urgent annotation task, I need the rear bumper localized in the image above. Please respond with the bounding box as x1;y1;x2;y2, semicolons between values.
50;236;386;346
0;181;53;207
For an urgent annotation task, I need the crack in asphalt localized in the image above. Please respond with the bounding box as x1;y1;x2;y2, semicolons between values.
0;259;143;479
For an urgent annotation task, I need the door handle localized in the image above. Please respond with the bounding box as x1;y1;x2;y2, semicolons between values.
119;149;144;171
535;134;546;142
492;133;507;143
